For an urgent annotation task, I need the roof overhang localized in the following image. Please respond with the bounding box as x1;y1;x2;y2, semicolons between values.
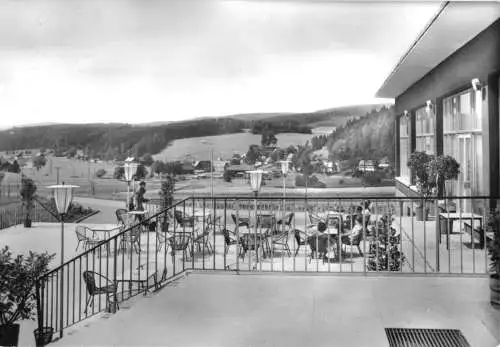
376;1;500;99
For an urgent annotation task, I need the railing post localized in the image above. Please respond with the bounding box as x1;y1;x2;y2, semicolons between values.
435;198;440;272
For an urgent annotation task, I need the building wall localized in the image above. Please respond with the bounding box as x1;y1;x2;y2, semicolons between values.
394;19;500;201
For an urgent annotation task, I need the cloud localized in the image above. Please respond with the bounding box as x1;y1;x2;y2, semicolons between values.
0;0;441;127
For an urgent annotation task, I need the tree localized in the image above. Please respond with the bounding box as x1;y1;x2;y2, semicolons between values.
113;166;124;180
151;160;164;177
134;164;147;181
140;153;154;167
33;155;47;171
20;177;37;227
95;169;106;178
8;160;20;173
245;145;260;165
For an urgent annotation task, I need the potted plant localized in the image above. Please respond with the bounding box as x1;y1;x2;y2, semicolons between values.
407;151;435;220
488;209;500;309
159;175;175;232
427;154;460;201
20;177;37;228
0;246;55;346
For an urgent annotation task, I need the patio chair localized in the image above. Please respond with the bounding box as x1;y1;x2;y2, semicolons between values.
294;229;308;256
174;210;196;229
257;214;277;235
193;230;214;254
75;226;104;252
83;271;118;314
239;233;267;261
115;208;128;226
276;213;295;233
222;228;243;256
307;235;331;264
169;232;193;261
119;225;141;254
269;229;292;257
207;215;223;234
340;232;364;256
231;213;250;229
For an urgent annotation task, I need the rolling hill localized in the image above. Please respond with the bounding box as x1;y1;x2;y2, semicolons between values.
0;103;392;161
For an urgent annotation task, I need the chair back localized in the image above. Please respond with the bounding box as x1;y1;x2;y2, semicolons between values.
258;215;276;233
286;212;295;226
75;226;88;241
222;229;235;245
294;229;307;245
116;209;128;225
174;210;188;226
231;213;249;227
170;232;191;251
83;271;97;295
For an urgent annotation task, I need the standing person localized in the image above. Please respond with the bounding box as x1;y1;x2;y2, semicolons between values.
135;181;149;223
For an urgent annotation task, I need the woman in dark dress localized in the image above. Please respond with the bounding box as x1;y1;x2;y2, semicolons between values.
135;181;149;223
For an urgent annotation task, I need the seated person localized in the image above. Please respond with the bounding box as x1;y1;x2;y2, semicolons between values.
307;222;331;258
342;216;363;244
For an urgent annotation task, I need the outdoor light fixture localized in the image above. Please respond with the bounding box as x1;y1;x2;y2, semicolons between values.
279;160;290;236
426;100;433;113
47;183;79;339
123;161;139;182
123;161;138;211
280;160;290;176
247;170;265;269
471;78;482;91
248;170;264;195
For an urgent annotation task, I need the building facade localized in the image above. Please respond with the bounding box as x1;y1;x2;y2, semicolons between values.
377;2;500;213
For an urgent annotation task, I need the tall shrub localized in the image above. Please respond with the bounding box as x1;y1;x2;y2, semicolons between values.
20;177;37;228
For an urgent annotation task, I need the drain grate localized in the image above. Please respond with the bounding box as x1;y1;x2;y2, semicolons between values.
385;328;471;347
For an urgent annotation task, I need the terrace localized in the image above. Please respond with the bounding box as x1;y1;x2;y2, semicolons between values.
3;194;499;345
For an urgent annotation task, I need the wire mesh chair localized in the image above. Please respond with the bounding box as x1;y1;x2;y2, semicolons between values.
169;232;193;261
75;226;103;252
119;224;141;254
83;271;118;313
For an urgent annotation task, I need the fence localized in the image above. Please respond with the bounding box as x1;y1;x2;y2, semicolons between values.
35;195;498;341
0;200;58;229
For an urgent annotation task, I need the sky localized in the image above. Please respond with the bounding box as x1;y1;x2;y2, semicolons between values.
0;0;441;129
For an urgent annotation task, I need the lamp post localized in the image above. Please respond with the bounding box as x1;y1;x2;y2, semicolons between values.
247;170;263;269
123;161;138;211
279;160;290;233
47;183;78;339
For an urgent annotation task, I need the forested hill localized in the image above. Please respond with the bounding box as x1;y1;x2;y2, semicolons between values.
326;105;395;163
0;103;391;160
0;118;245;160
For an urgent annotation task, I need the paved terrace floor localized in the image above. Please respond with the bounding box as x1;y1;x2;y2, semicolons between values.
1;197;494;345
53;273;500;347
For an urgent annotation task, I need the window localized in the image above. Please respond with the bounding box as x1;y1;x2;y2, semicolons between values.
442;88;483;210
399;114;410;180
415;106;435;154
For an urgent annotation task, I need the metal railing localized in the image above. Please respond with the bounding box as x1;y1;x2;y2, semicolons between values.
35;195;497;341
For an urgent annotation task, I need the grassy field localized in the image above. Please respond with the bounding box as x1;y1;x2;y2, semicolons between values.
153;132;316;161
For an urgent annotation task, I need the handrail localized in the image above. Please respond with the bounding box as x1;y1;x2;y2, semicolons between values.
40;197;189;278
189;195;500;201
